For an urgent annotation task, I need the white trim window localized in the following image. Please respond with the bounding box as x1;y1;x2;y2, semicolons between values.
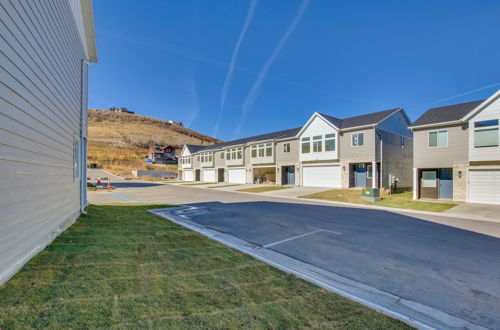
367;164;373;179
220;152;224;159
301;137;310;153
251;143;272;158
283;143;291;153
352;133;364;147
428;130;448;148
325;133;335;152
474;119;499;148
226;147;243;160
312;135;322;152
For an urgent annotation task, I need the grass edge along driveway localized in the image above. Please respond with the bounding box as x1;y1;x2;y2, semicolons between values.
301;190;457;212
0;204;410;329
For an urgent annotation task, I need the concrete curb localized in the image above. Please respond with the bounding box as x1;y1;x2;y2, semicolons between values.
150;206;488;330
180;184;500;224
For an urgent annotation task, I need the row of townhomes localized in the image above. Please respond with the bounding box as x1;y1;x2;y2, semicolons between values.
0;0;97;284
180;108;414;190
180;89;500;205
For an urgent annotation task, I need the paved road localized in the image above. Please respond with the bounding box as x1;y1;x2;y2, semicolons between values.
87;170;500;328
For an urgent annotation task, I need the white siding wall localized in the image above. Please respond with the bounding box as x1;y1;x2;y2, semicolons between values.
299;116;339;161
0;0;89;284
469;96;500;161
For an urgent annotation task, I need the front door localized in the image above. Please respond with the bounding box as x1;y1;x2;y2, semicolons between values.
195;170;201;181
284;166;295;185
355;164;367;187
438;168;453;199
217;168;224;182
420;170;438;198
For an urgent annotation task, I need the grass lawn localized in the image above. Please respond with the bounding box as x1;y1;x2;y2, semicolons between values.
208;184;242;189
301;190;457;212
0;205;410;329
237;186;292;193
182;182;220;186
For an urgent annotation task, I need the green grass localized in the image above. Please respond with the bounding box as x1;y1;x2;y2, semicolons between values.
182;182;220;186
0;204;410;329
208;184;242;189
301;190;457;212
237;186;292;193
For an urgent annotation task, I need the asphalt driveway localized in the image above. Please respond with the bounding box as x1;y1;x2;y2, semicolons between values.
173;200;500;329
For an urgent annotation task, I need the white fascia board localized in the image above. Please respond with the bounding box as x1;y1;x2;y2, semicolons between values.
409;120;463;131
339;124;375;133
297;112;340;137
462;89;500;121
81;0;97;62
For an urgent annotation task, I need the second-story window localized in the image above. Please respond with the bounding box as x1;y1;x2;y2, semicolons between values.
258;144;264;157
220;152;224;159
474;119;499;148
325;133;335;151
237;147;242;159
428;130;448;148
301;137;310;153
251;145;257;158
313;135;322;152
283;143;290;153
265;143;273;157
352;133;364;147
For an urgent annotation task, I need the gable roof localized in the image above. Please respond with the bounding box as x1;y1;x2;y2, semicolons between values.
410;100;485;128
318;108;402;130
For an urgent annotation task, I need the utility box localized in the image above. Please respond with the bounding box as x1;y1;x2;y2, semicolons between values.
361;188;381;202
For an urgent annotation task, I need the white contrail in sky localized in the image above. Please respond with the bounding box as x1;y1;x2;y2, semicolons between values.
233;0;310;138
415;82;500;109
213;0;258;137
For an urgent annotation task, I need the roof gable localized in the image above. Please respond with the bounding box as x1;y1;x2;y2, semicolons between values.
317;108;402;130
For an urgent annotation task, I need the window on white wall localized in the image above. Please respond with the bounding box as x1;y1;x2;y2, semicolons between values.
429;130;448;147
73;137;80;181
474;120;499;148
312;135;322;152
251;146;257;158
283;143;290;153
352;133;364;146
325;133;335;151
265;143;273;157
301;137;310;153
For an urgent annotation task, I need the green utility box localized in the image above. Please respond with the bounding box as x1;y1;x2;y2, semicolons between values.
361;188;381;202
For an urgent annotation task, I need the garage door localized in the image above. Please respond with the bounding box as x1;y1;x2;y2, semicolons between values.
468;170;500;204
228;168;246;184
302;165;341;188
184;170;194;181
202;169;216;182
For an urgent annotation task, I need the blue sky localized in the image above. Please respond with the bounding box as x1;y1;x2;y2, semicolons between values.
89;0;500;141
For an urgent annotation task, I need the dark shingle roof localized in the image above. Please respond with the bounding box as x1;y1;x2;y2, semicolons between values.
410;100;484;127
185;144;207;153
319;108;402;129
193;127;302;152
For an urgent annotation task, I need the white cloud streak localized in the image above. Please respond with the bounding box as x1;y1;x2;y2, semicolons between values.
415;82;500;109
233;0;310;138
213;0;258;137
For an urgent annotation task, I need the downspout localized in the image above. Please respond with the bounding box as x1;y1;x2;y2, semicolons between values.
80;60;91;214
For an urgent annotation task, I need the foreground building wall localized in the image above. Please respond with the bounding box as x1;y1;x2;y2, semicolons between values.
0;0;97;284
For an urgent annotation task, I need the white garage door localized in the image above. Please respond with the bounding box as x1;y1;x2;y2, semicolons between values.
184;170;194;181
202;169;216;182
302;165;341;188
468;170;500;204
228;168;246;184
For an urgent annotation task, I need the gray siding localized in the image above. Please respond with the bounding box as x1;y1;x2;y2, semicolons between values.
339;128;375;161
413;124;469;168
275;139;299;163
381;130;413;188
214;150;225;167
0;0;89;284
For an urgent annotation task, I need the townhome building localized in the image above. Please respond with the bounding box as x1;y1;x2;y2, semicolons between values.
410;90;500;204
180;107;413;190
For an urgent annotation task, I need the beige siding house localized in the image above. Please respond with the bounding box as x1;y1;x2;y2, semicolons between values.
0;0;97;284
410;90;500;204
181;108;412;190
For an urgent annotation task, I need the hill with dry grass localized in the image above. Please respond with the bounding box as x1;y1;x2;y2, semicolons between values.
87;109;221;176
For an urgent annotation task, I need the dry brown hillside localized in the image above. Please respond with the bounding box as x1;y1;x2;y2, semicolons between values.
87;109;221;176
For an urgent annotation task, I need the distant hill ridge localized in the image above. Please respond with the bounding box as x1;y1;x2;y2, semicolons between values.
87;109;221;176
